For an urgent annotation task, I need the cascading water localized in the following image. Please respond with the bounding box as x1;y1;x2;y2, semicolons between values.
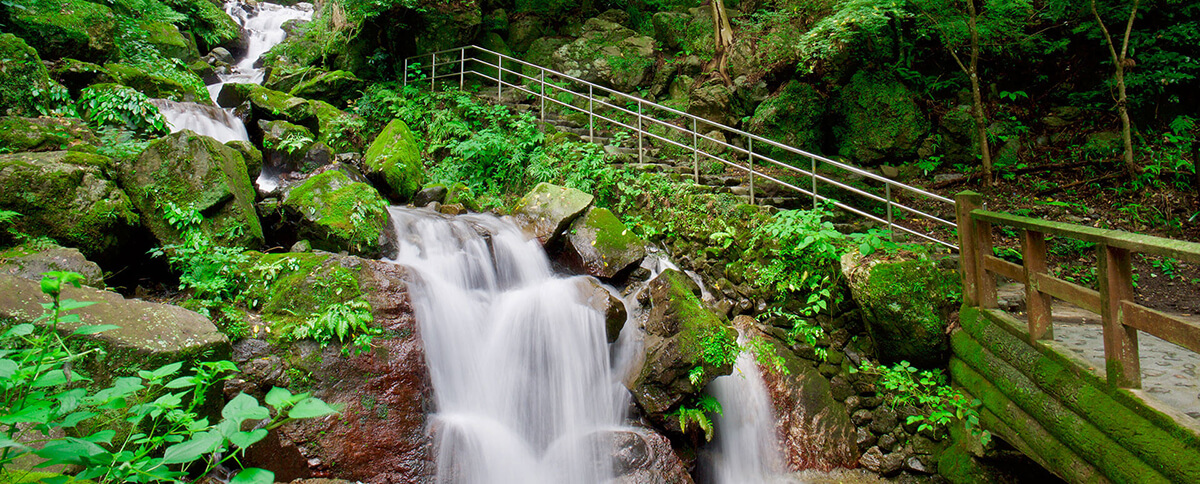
153;1;311;142
708;334;790;484
388;207;629;484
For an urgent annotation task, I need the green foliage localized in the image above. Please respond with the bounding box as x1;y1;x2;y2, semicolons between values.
159;0;240;46
149;202;248;335
77;85;168;136
274;132;315;155
752;203;845;317
0;272;338;483
0;210;20;245
288;299;379;355
744;336;790;375
792;0;906;74
859;360;991;446
668;395;722;441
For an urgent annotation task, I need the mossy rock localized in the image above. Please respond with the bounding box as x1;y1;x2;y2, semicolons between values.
511;182;594;246
116;130;263;248
842;251;961;367
625;269;737;422
241;251;368;331
160;0;242;51
217;83;317;131
445;182;480;212
225;140;263;180
0;243;105;288
264;65;321;93
49;58;113;96
550;17;657;92
289;70;363;108
139;20;199;62
282;170;395;258
0;117;99;153
311;100;367;153
258;118;314;167
834;71;929;164
0;151;138;260
747;81;825;155
8;0;117;61
0;34;58;117
103;62;203;102
561;207;647;279
362;119;424;202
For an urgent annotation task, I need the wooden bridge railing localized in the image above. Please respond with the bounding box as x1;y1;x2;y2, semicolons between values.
955;190;1200;389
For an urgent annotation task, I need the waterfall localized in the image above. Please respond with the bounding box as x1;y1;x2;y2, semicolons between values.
708;334;789;484
388;207;628;484
154;1;312;142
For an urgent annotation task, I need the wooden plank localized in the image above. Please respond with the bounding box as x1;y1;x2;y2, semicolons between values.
971;210;1200;263
1023;230;1053;340
1030;273;1102;314
983;255;1025;282
956;192;984;307
1098;245;1141;389
1121;301;1200;354
975;216;998;309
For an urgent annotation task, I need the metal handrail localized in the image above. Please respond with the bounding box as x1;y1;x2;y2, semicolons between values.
402;45;959;249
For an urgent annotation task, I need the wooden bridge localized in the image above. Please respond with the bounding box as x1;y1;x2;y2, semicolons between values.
950;191;1200;483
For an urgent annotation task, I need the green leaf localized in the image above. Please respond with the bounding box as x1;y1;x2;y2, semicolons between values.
229;428;268;449
161;430;223;464
2;323;35;339
164;376;195;389
35;437;107;465
0;358;17;379
287;397;339;419
264;387;302;410
230;468;275;484
57;299;96;311
150;361;184;379
222;393;270;423
73;324;119;335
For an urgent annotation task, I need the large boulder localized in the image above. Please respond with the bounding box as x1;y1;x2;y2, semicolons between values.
609;427;695;484
281;170;396;258
7;0;117;61
0;244;105;288
747;81;826;155
0;117;99;153
49;58;113;97
0;34;60;117
576;277;628;343
0;274;231;386
311;100;367;153
551;15;657;92
217;83;317;131
104;62;205;102
834;71;929;164
232;254;433;481
259;119;315;167
116;130;264;248
139;20;199;62
687;81;734;127
841;251;961;367
561;207;647;279
411;2;482;54
510;183;594;246
0;151;139;260
289;70;363;108
362;119;425;202
625;269;737;422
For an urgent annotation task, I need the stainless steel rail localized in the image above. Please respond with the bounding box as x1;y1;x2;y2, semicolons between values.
402;45;959;249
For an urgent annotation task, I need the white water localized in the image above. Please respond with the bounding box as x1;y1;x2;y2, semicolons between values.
155;1;311;143
388;207;629;484
709;335;790;484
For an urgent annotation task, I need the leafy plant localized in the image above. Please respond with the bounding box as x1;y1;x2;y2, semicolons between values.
77;85;168;136
150;202;248;334
760;307;827;361
669;395;723;442
858;360;991;446
288;299;379;356
0;272;339;483
752;202;846;318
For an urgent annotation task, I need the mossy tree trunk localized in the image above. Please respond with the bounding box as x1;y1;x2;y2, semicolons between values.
965;0;993;188
1091;0;1141;177
707;0;734;85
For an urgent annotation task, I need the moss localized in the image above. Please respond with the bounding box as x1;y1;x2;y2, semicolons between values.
363;119;425;201
104;62;193;101
856;256;960;366
138;21;196;61
0;117;97;153
242;251;366;330
289;70;363;107
0;34;57;117
747;81;825;156
283;171;390;256
660;270;738;372
834;71;929;164
8;0;117;61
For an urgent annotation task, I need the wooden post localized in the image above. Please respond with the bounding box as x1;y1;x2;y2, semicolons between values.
1098;244;1141;388
956;192;986;307
1022;230;1053;340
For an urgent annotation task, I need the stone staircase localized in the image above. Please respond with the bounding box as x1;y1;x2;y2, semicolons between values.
476;90;808;209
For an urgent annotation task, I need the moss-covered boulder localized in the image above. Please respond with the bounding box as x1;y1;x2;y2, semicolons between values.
104;63;203;102
258;118;314;167
412;2;482;54
576;276;627;343
0;274;230;386
289;70;363;108
561;207;647;279
7;0;116;61
225;140;263;180
139;21;199;62
362;119;424;202
0;151;138;260
49;58;113;96
241;251;367;329
510;183;594;246
0;34;59;117
625;269;737;422
841;251;961;367
0;244;105;288
834;71;929;164
0;117;99;153
688;80;734;126
116;130;263;248
748;81;826;155
282;170;396;258
551;15;657;92
311;100;367;153
216;83;317;131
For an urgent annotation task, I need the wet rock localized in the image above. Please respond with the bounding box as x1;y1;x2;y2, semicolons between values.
207;47;235;65
625;269;736;422
856;427;877;450
0;35;67;117
7;1;116;61
609;427;695;484
412;185;448;207
438;203;466;216
218;83;317;131
281;170;396;258
104;63;204;102
0;117;98;153
551;15;657;92
561;207;648;279
851;409;873;427
877;432;898;452
0;245;104;288
869;405;898;434
0;151;138;260
511;183;594;246
290;70;363;108
859;446;904;476
117;130;263;248
576;277;628;343
0;274;230;386
225;140;263;180
363;119;424;202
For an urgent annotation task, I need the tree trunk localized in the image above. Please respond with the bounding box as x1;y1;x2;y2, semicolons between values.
707;0;734;84
966;0;993;188
1092;0;1141;177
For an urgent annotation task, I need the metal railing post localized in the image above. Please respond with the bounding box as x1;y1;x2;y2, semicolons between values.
497;56;503;99
748;137;755;205
403;58;408;87
459;48;465;90
540;68;546;123
811;156;818;208
588;85;594;140
637;99;644;164
885;183;894;241
431;52;436;90
692;118;699;184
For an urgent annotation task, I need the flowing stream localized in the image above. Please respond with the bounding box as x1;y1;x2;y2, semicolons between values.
153;1;312;142
388;207;629;484
708;335;790;484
